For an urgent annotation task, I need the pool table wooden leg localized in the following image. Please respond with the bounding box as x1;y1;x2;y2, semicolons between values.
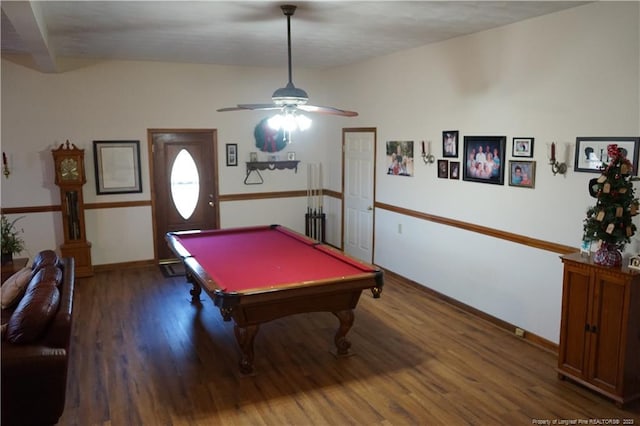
234;324;259;375
189;283;202;304
333;309;354;355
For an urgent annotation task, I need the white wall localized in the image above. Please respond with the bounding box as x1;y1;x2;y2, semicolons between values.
1;2;638;342
328;2;640;342
0;59;341;262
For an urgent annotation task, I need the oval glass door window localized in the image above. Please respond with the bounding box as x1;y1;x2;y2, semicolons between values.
170;149;200;220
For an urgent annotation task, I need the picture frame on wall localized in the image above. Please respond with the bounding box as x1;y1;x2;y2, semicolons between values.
437;159;449;178
449;161;460;180
508;160;536;188
385;140;414;177
442;131;459;158
512;137;534;158
574;136;640;173
226;143;238;166
93;140;142;195
462;136;506;185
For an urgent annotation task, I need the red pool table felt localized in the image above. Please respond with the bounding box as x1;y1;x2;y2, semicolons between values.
171;225;377;294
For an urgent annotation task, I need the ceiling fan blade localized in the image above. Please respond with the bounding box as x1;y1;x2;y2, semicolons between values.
217;104;282;112
298;104;359;117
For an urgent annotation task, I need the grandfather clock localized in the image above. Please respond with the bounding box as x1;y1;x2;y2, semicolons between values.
52;140;93;277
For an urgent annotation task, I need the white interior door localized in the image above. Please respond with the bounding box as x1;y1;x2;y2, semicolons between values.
343;128;376;263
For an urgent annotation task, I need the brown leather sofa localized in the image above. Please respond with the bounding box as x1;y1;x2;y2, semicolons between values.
1;251;75;426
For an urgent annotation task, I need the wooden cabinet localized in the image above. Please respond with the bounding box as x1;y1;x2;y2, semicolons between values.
558;252;640;407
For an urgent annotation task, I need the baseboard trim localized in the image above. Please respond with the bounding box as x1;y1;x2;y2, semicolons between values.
92;259;156;273
383;268;559;354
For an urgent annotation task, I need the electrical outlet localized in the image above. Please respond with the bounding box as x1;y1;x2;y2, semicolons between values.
398;223;402;234
515;327;525;337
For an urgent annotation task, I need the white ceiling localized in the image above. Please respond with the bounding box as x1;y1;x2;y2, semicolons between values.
2;1;588;73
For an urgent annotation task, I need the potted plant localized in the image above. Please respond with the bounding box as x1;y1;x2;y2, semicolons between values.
1;215;25;264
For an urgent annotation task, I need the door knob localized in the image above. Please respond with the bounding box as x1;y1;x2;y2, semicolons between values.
208;201;214;207
367;206;373;211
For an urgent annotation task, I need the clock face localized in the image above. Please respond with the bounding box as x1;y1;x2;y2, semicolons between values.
60;157;79;181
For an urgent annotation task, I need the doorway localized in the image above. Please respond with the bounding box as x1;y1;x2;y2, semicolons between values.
342;128;376;263
149;129;219;262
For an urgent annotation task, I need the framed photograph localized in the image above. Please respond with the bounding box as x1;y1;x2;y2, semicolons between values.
226;143;238;166
287;152;296;161
249;151;258;162
449;161;460;180
385;140;414;177
512;137;534;158
437;159;449;178
508;160;536;188
443;131;459;158
629;254;640;270
93;140;142;195
462;136;506;185
575;137;640;173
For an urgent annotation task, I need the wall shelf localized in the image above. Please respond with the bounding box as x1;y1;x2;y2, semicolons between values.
244;160;300;185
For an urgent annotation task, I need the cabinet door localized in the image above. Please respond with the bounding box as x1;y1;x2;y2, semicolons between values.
588;272;627;393
558;264;592;378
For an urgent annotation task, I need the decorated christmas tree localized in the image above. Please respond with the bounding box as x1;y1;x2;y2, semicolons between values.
583;144;640;266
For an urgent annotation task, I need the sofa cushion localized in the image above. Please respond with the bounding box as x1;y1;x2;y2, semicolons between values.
6;268;60;344
1;267;32;309
31;250;61;273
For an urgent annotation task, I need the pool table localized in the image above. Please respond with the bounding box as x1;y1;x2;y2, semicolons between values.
165;224;384;374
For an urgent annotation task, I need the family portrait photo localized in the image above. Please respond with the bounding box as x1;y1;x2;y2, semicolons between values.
386;140;414;177
462;136;506;185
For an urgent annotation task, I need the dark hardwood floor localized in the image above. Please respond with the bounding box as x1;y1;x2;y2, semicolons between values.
59;266;640;425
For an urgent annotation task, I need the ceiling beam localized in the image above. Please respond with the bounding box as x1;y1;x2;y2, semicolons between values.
2;1;57;73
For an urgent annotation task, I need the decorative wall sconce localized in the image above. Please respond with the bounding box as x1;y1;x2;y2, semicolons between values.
421;140;435;165
549;142;567;175
2;152;9;178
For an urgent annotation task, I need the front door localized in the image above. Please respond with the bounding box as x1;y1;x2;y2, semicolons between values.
342;128;376;263
149;129;219;261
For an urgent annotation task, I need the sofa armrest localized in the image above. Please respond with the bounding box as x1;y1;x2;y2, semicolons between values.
1;345;67;374
1;346;69;426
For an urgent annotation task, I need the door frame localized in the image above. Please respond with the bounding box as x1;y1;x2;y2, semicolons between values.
147;128;220;262
341;127;377;263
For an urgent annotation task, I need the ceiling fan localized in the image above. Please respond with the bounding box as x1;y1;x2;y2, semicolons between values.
216;4;358;120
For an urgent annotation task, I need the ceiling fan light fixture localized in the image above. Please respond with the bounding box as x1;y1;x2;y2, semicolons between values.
268;111;311;132
296;114;312;131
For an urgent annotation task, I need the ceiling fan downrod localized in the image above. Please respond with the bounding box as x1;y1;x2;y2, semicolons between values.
281;5;296;88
